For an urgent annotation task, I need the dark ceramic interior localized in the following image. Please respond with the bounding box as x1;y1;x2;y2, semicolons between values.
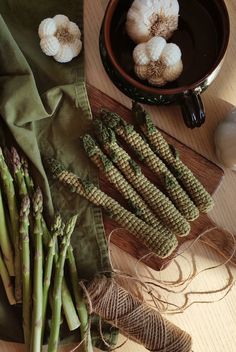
106;0;229;93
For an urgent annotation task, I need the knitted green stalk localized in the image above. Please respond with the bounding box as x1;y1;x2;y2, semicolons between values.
67;245;93;352
132;102;214;213
82;134;171;234
101;110;199;221
0;251;16;305
0;186;15;276
19;196;31;351
47;158;178;258
41;214;62;343
30;188;43;352
48;215;78;352
95;122;190;237
0;147;21;301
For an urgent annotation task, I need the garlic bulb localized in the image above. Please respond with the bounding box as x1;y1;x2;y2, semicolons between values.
126;0;179;43
214;108;236;170
38;14;82;63
133;36;183;86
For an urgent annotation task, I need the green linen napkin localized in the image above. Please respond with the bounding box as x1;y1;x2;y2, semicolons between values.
0;0;117;348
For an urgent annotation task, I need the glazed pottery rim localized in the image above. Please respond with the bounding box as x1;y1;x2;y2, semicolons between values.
103;0;230;95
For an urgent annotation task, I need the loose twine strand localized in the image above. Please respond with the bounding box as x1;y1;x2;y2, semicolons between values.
69;226;236;352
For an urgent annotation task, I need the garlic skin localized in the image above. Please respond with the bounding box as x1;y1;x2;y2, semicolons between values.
133;36;183;86
126;0;179;43
214;109;236;171
38;14;82;63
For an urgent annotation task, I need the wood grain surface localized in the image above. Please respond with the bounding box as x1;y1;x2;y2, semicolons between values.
1;1;236;352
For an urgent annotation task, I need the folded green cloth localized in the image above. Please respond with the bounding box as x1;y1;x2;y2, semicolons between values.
0;0;117;348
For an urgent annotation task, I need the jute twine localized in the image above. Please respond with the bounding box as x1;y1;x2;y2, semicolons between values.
86;275;192;352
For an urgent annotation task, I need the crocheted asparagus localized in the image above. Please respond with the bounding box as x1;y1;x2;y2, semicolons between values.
94;122;190;237
132;102;214;212
101;110;199;221
82;134;171;234
46;158;178;258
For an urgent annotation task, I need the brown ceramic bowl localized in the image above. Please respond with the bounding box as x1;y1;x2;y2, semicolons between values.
100;0;230;128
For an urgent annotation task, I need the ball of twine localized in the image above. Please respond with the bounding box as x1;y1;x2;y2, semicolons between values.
87;275;192;352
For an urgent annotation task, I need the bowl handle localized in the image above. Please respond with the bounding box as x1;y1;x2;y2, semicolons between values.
180;91;205;128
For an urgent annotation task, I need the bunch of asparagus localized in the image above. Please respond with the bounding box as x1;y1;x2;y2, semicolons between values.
0;146;92;352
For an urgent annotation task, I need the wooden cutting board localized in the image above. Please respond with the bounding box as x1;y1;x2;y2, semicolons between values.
87;84;231;270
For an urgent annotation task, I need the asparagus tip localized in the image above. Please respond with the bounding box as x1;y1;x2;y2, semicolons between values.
100;109;122;129
32;187;43;215
82;134;98;157
51;213;63;233
45;157;65;178
20;195;31;217
11;147;21;173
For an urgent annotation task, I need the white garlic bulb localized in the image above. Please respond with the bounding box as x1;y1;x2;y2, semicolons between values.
38;14;82;63
214;108;236;170
133;36;183;86
126;0;179;43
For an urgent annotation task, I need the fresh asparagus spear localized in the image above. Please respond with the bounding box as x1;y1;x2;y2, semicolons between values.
0;250;16;305
101;109;199;221
41;214;62;342
82;134;170;233
11;147;28;198
94;121;190;237
0;147;21;301
0;186;15;276
48;215;78;352
132;102;214;212
30;188;44;352
67;244;92;352
47;158;178;258
21;156;34;196
19;195;32;351
21;154;79;331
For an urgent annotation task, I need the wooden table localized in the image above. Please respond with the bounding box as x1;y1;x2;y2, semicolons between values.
1;1;236;351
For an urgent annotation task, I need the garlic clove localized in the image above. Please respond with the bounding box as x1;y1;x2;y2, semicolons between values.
133;43;150;65
161;43;181;66
40;36;60;56
68;21;81;38
38;18;57;38
146;36;166;61
54;44;74;63
163;59;183;82
71;38;82;58
135;65;148;80
214;109;236;170
53;14;70;27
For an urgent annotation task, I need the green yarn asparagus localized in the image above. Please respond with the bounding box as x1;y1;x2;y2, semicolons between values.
48;215;78;352
82;134;172;235
19;195;31;351
132;102;214;213
94;122;190;237
101;110;199;222
47;158;178;258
